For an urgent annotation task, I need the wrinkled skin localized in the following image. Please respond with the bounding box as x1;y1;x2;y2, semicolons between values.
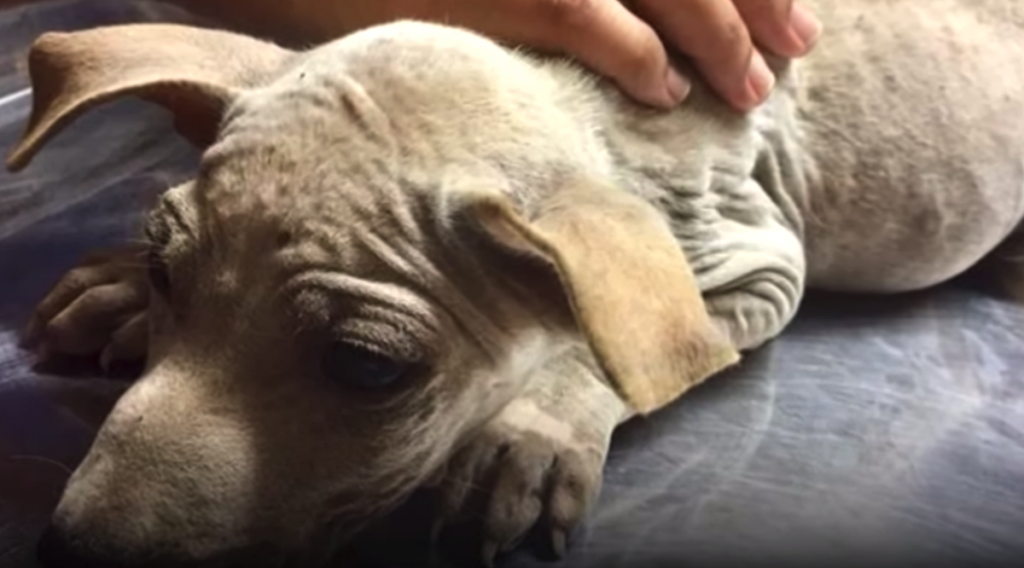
16;21;700;568
27;219;628;567
10;1;1024;567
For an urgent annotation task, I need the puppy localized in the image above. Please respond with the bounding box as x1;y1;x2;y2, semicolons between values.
5;1;1024;567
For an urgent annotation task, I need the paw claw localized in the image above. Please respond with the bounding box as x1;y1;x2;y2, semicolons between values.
551;528;567;559
435;375;613;565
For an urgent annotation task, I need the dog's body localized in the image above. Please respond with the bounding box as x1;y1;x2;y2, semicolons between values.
5;1;1024;567
584;0;1024;308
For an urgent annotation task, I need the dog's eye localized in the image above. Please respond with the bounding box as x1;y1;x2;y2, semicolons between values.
320;342;411;390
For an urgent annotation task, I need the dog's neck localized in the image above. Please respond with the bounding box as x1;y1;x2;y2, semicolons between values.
526;56;812;297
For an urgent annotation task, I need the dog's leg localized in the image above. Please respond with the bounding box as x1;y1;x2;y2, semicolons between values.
703;280;803;351
430;343;629;567
21;245;150;372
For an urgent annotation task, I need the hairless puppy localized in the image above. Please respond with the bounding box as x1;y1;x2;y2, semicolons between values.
4;1;1024;567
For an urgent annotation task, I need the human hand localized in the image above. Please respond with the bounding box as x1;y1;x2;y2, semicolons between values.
161;0;821;111
316;0;821;111
554;0;824;110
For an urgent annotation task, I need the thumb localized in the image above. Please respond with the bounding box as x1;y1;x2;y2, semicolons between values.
543;0;688;108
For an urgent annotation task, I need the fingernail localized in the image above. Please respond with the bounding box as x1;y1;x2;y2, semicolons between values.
744;50;775;109
665;66;691;106
789;4;823;52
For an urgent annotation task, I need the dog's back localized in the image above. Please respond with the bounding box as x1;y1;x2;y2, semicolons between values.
574;0;1024;295
793;0;1024;291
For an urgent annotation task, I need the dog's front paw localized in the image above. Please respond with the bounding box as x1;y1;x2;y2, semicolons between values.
21;246;150;372
432;402;608;567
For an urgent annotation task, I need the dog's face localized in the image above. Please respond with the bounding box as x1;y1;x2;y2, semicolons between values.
8;21;738;567
53;175;549;561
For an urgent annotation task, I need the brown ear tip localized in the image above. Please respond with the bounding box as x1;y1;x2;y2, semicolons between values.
24;33;73;86
33;30;71;42
4;148;30;173
5;129;41;172
627;343;741;416
29;31;73;55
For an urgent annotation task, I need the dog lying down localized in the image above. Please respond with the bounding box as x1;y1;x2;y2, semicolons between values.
5;1;1024;566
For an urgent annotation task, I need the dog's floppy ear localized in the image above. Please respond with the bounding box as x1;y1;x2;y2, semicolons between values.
5;23;293;172
461;178;741;415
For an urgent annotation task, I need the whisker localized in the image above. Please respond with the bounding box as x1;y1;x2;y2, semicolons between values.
10;454;74;476
104;265;155;271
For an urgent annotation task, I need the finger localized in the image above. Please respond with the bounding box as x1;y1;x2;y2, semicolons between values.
734;0;822;58
632;0;771;110
79;244;146;267
532;0;689;108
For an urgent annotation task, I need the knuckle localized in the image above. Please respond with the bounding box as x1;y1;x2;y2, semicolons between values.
79;284;122;310
540;0;600;29
618;33;664;74
60;267;98;293
109;331;144;355
735;0;789;21
44;318;74;342
112;281;148;305
126;273;151;295
718;19;751;55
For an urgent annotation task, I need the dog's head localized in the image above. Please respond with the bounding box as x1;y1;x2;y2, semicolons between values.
8;21;738;567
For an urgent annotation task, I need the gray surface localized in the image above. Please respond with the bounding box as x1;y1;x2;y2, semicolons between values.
1;2;1023;567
